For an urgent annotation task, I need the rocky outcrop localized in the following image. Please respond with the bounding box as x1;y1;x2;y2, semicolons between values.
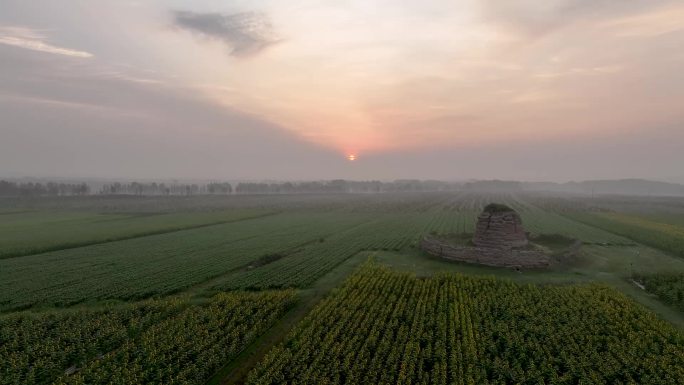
472;205;528;249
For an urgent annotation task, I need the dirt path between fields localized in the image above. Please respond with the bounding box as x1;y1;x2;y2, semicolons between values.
205;251;372;385
630;279;646;290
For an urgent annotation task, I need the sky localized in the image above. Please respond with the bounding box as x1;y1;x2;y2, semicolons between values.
1;0;683;182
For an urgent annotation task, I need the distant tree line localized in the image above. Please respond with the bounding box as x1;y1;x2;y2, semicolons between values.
234;179;459;194
100;180;441;195
0;179;462;197
0;180;90;197
462;180;523;193
100;180;459;195
99;182;233;196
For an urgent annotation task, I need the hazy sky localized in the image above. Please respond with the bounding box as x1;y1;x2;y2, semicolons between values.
1;0;683;181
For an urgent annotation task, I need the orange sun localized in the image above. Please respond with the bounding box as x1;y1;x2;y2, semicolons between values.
347;154;357;161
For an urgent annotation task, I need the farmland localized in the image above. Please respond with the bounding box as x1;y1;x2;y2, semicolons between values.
2;290;296;385
634;273;684;312
248;264;684;384
0;212;367;311
7;1;684;383
2;192;684;384
0;209;274;259
566;211;684;257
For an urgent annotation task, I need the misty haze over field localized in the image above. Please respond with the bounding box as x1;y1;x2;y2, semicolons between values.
1;1;683;181
5;4;684;383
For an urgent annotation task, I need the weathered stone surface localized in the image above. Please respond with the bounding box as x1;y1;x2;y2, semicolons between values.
472;207;528;249
419;204;554;269
420;237;549;269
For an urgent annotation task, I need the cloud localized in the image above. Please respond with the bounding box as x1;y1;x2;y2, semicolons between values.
0;41;340;180
0;93;150;119
0;26;92;58
172;10;279;57
478;0;673;38
600;4;684;37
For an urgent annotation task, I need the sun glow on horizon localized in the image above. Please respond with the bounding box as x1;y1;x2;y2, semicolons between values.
3;0;682;171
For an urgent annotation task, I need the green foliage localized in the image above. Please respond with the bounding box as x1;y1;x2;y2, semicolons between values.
248;264;684;384
0;213;362;311
567;212;684;256
513;201;628;244
219;196;635;291
1;300;186;385
482;203;514;213
57;290;296;385
428;232;474;246
3;193;684;385
635;273;684;311
217;209;477;290
530;233;575;246
1;290;296;385
0;209;272;259
0;194;637;312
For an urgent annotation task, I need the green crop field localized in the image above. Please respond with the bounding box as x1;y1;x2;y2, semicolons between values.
3;192;684;384
5;0;683;382
248;264;684;384
565;211;684;257
2;290;296;385
0;209;274;259
634;273;684;312
0;212;367;311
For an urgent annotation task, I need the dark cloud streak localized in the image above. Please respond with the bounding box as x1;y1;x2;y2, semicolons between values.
172;10;279;57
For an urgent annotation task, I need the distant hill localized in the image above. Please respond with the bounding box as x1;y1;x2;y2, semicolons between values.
461;178;684;196
524;179;684;196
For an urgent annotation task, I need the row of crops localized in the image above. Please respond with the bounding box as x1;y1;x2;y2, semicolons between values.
219;207;482;290
426;193;632;244
1;290;296;385
634;273;684;312
0;212;367;311
0;208;276;259
0;192;469;261
248;264;684;384
510;199;631;244
0;193;490;311
2;193;648;312
217;194;639;292
565;212;684;257
4;192;684;385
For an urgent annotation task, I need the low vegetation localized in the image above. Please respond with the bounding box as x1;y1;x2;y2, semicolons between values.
482;202;514;213
248;264;684;384
0;213;363;311
634;273;684;312
3;192;684;385
0;209;273;259
565;212;684;255
1;290;296;385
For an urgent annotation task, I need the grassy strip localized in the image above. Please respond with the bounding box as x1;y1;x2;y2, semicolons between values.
0;211;278;259
565;212;684;257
